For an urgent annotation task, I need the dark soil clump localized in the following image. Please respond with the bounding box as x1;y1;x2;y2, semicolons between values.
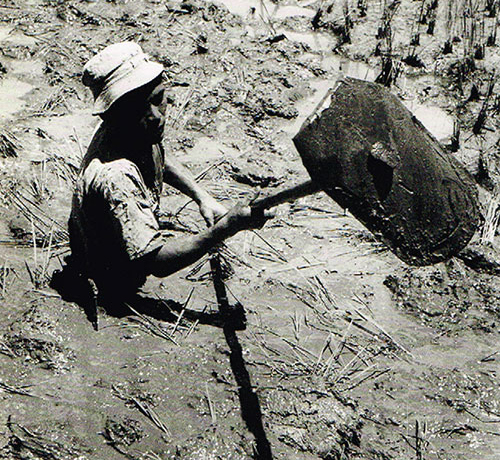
385;258;500;333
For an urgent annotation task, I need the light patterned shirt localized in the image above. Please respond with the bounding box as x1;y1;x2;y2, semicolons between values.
68;122;165;294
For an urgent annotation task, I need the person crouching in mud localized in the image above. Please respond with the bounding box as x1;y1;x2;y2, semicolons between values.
51;42;271;324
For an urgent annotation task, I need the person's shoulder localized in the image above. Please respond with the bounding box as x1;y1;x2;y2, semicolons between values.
86;157;138;181
84;158;144;197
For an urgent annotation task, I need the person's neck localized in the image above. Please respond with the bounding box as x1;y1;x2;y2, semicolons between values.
102;119;160;190
105;119;154;154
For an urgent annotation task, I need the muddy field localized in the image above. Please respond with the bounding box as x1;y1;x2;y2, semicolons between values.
1;0;500;459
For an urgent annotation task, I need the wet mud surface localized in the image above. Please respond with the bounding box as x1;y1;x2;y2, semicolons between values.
1;0;500;459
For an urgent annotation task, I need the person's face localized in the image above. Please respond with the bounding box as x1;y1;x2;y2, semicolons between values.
139;82;167;143
104;77;167;144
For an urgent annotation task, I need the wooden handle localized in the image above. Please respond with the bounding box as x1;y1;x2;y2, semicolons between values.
250;179;320;210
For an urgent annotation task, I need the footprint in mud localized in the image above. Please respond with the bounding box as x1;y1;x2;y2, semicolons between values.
101;416;144;456
0;333;74;371
263;385;361;459
3;417;90;460
384;257;500;334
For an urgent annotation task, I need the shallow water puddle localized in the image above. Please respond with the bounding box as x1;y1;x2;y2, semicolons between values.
287;82;454;142
0;25;36;46
215;0;454;143
404;102;454;142
281;29;332;51
0;27;11;42
323;55;378;80
284;79;332;136
242;11;455;144
0;25;36;119
285;54;454;142
0;78;33;120
214;0;315;19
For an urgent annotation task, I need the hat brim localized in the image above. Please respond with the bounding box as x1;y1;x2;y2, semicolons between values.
92;61;164;115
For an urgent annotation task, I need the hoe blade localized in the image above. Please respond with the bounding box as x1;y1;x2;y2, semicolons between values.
293;77;479;265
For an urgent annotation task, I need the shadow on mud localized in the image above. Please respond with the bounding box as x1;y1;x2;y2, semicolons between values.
221;322;273;459
50;267;243;330
130;295;274;458
209;252;274;460
51;267;274;459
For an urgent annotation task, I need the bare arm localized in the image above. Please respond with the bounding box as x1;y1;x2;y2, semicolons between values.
149;203;270;278
161;148;227;225
162;148;209;204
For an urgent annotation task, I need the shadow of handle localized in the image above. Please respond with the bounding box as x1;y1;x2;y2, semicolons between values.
208;249;274;459
208;249;230;314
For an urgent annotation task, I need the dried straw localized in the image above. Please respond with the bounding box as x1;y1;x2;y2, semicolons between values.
481;189;500;243
112;385;171;437
125;303;179;346
0;130;20;158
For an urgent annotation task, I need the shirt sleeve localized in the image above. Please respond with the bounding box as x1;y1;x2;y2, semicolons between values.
86;159;163;262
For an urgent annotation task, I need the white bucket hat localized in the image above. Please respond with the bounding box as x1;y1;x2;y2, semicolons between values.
82;41;164;115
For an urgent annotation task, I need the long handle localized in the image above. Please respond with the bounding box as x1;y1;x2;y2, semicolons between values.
210;179;320;315
250;179;321;210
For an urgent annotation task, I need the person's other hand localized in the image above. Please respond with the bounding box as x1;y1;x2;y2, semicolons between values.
200;196;228;227
222;202;274;235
